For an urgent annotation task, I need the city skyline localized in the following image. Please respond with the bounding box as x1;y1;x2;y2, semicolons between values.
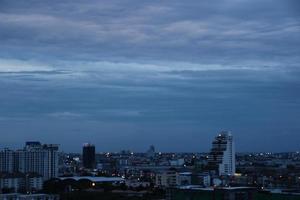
0;0;300;152
0;138;299;154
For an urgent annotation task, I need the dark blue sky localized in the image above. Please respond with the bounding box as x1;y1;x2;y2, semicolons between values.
0;0;299;152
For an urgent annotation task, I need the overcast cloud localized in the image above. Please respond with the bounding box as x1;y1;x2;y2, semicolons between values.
0;0;299;152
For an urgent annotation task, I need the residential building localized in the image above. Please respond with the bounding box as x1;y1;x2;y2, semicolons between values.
156;170;178;187
0;148;14;173
17;142;59;180
0;172;42;193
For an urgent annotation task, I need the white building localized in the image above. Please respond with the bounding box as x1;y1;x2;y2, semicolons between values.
197;173;211;187
0;172;43;193
26;174;43;191
170;158;185;166
155;170;178;187
17;142;59;181
1;142;59;181
0;174;24;192
208;131;235;176
156;171;195;187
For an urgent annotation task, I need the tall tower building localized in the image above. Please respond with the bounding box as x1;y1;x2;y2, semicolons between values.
82;143;95;169
208;131;235;176
17;142;59;180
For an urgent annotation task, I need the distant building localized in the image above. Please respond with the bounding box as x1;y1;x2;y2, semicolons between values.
196;173;211;187
156;170;178;187
0;193;59;200
167;186;256;200
170;158;185;166
167;186;300;200
58;176;124;184
17;142;59;181
0;148;15;173
0;142;59;181
178;172;192;186
0;172;43;193
147;145;155;158
82;143;95;169
208;131;235;176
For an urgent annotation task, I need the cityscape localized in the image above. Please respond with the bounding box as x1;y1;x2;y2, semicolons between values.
1;0;300;200
1;132;300;199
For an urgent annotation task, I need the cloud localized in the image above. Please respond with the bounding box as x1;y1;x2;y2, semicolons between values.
0;0;300;151
0;0;299;68
46;112;83;119
0;59;52;72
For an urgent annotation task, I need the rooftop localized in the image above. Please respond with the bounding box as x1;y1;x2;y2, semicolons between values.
59;176;124;183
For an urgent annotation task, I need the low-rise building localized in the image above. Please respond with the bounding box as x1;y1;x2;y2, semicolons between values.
156;170;178;187
0;173;42;193
0;193;59;200
178;172;192;186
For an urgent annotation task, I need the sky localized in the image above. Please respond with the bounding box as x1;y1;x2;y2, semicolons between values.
0;0;299;153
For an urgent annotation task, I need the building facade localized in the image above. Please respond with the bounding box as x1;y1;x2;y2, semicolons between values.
156;170;179;187
0;172;43;193
17;142;59;180
82;143;95;169
208;131;235;176
0;142;59;181
0;193;59;200
0;148;14;173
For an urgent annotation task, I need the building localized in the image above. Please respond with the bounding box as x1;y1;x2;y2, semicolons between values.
59;176;124;183
196;173;211;187
0;173;24;193
0;193;59;200
0;148;14;173
167;186;300;200
156;170;179;187
82;143;95;169
208;131;235;176
147;145;155;158
178;172;192;186
0;172;43;193
0;142;59;181
25;173;43;192
167;186;256;200
170;159;185;166
17;142;59;181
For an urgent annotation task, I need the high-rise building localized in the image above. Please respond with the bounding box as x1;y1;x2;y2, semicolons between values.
17;142;59;181
0;142;58;181
82;143;95;169
208;131;235;176
0;148;14;173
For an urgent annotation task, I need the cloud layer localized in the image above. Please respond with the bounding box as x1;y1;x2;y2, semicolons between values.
0;0;299;67
0;0;300;152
